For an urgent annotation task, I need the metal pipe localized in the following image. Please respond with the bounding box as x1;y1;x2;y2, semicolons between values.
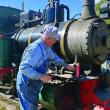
43;6;48;23
60;4;70;20
80;0;96;20
54;1;58;25
55;0;59;5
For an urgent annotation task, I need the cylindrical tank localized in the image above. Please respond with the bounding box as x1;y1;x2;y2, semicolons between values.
12;17;109;66
12;25;44;52
61;18;109;64
0;38;13;67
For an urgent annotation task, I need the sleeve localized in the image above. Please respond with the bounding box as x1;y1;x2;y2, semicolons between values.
48;48;68;67
19;46;42;80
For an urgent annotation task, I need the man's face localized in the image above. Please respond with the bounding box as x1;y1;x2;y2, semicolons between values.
47;38;57;47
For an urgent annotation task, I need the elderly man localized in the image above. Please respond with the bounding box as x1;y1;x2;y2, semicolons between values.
16;25;74;110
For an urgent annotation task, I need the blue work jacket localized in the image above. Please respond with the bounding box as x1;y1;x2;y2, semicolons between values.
17;39;67;90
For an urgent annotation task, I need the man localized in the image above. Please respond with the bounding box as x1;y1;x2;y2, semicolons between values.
16;25;74;110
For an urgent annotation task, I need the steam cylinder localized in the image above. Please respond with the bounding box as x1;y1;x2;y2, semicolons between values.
12;18;109;66
60;19;109;64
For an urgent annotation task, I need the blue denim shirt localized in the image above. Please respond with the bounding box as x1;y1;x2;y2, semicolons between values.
17;39;67;81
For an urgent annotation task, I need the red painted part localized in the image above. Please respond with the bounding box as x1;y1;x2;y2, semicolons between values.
0;67;14;79
75;63;80;78
103;100;110;110
79;77;100;107
79;77;110;110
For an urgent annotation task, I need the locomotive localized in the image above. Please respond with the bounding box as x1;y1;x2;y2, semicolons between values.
0;0;110;110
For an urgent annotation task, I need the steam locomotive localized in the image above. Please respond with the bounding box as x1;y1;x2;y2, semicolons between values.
0;0;110;110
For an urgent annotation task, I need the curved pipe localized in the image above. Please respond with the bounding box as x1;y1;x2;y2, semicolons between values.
73;54;78;66
60;4;70;20
60;54;78;74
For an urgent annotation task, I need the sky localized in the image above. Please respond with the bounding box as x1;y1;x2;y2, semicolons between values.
0;0;100;18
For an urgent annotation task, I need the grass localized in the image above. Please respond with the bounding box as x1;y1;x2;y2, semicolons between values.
0;107;6;110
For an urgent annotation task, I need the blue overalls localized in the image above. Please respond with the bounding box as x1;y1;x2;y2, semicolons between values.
16;39;67;110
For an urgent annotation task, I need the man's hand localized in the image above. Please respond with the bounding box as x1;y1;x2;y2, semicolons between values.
59;74;73;79
66;64;75;71
39;74;52;83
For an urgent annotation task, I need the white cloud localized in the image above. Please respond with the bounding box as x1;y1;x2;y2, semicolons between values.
95;0;100;3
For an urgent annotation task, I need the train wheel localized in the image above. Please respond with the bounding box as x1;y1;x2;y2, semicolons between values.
54;83;81;110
